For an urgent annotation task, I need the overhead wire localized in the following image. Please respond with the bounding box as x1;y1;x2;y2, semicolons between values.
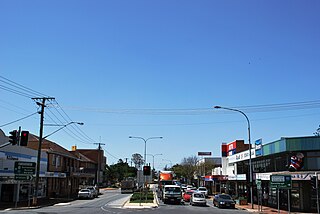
103;148;120;161
0;112;39;127
60;99;320;115
50;100;96;143
0;75;95;145
0;85;34;98
45;107;93;145
0;75;48;98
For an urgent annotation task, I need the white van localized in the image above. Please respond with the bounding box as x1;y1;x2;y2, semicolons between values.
162;185;182;204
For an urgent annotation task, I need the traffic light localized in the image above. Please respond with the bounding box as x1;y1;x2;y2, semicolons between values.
20;131;29;146
143;165;151;176
311;176;318;189
9;130;18;145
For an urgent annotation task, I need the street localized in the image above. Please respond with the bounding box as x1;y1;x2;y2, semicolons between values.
0;189;249;214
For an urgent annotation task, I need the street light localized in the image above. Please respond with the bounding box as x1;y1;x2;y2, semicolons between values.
147;153;163;170
129;136;163;165
214;105;254;209
162;159;173;168
33;121;84;205
43;122;84;139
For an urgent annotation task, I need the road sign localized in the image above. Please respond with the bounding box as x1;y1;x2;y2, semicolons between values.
256;179;262;189
14;174;33;181
270;175;292;189
14;161;36;175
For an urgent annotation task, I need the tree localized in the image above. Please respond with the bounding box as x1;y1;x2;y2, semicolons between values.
131;153;144;169
180;155;199;184
104;159;137;186
198;160;216;175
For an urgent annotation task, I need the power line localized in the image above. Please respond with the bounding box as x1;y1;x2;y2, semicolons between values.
45;108;92;145
59;99;320;115
0;85;34;98
103;148;119;161
50;100;96;142
0;75;48;97
0;112;39;127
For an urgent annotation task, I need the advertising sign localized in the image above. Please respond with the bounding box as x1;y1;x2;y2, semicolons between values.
255;139;262;156
227;141;237;156
198;152;211;156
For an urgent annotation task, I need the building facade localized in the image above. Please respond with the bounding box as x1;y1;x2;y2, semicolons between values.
222;136;320;213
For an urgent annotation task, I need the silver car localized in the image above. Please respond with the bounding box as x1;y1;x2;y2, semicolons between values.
78;189;93;199
87;186;98;197
197;187;208;197
190;192;207;206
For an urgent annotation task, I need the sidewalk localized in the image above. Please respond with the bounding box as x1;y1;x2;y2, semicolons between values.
236;203;312;214
0;198;75;211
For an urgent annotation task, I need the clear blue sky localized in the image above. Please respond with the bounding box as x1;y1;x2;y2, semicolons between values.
1;0;319;169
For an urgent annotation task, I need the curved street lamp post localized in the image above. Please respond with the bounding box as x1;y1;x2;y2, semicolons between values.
129;136;162;188
33;121;84;205
214;106;254;209
147;153;163;170
162;159;173;169
129;136;163;165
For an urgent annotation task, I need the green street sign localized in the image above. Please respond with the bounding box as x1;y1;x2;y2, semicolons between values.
256;179;262;189
270;175;292;189
14;174;33;181
14;161;36;175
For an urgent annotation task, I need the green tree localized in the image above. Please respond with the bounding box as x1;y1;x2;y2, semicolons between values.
131;153;144;169
105;159;137;186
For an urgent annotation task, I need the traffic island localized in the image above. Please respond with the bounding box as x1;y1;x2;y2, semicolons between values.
123;190;159;209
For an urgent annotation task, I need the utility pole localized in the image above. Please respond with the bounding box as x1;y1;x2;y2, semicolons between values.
32;97;55;206
93;142;105;186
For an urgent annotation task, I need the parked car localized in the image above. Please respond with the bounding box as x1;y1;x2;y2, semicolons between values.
86;186;98;197
186;185;193;190
78;189;93;199
213;194;235;208
182;190;194;202
190;192;207;206
181;184;187;192
197;187;208;197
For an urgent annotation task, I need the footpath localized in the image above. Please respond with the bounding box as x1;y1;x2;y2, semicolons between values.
236;203;291;214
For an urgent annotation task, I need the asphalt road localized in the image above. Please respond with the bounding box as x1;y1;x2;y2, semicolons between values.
0;189;249;214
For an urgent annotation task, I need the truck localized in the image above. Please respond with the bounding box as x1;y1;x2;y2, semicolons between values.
120;180;136;194
158;171;174;199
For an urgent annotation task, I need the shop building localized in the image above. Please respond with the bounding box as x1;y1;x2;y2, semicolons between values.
223;136;320;213
0;144;47;203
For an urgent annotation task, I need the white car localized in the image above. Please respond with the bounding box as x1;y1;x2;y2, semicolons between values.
86;186;98;197
78;189;93;199
186;185;194;190
197;187;208;197
190;192;207;206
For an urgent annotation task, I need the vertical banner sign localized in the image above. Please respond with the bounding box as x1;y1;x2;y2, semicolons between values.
255;139;262;156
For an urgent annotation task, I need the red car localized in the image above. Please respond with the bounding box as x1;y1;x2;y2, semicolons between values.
183;190;194;202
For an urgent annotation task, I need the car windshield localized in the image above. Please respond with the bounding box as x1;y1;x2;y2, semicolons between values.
165;187;181;193
81;189;90;192
186;191;193;195
219;195;232;200
198;188;206;191
194;193;205;198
